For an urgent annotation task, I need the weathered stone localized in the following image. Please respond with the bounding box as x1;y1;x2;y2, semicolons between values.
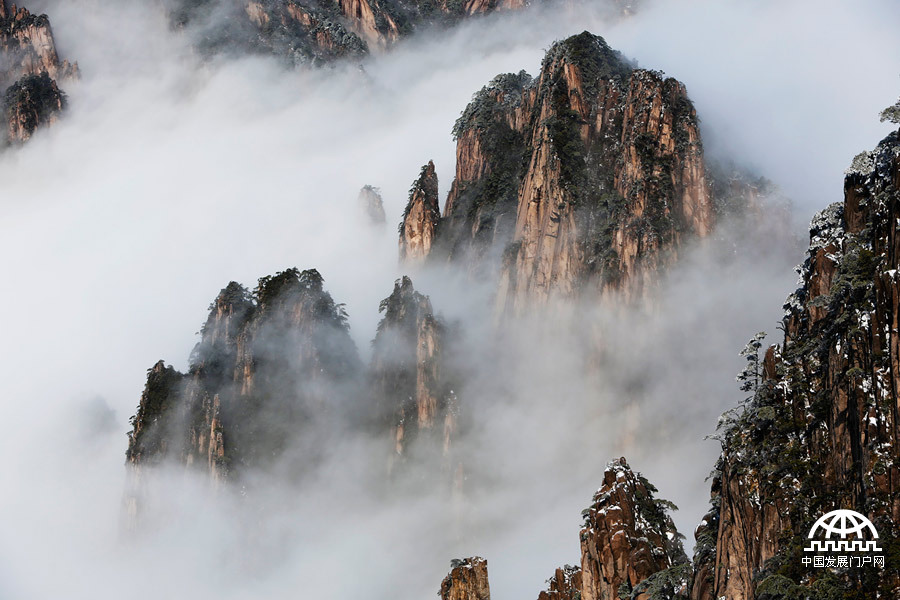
0;0;77;143
581;458;687;600
440;557;491;600
427;33;714;309
370;276;458;473
694;129;900;599
126;269;362;483
358;184;386;225
399;161;441;263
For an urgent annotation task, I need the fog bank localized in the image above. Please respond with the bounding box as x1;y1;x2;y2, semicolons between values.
0;0;898;599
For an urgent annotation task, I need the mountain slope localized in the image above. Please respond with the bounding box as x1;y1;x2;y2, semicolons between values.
126;268;362;486
369;276;460;475
171;0;605;65
404;32;714;310
691;128;900;600
427;129;900;600
1;0;77;143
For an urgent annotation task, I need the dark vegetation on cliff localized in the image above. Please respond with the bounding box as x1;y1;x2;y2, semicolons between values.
0;1;76;142
0;6;48;32
440;70;532;264
414;31;715;307
2;72;65;143
170;0;368;64
168;0;581;66
127;268;362;477
127;268;460;489
119;26;899;600
693;129;900;600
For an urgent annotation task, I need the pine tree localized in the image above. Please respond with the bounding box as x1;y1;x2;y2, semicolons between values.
880;97;900;124
736;331;767;403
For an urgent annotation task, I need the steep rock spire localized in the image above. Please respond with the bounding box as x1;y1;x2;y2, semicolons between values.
440;557;491;600
126;269;362;484
1;1;78;143
358;184;386;225
434;459;687;600
399;161;441;263
537;566;582;600
428;32;714;310
580;458;688;600
370;276;458;472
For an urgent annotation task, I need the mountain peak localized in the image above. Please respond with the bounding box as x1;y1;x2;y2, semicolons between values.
541;31;633;86
399;160;441;263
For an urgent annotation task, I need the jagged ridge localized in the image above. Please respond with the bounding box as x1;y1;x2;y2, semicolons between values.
402;31;714;311
126;268;362;481
690;130;900;600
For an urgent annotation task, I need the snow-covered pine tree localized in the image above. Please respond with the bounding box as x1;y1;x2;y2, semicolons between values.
736;331;767;402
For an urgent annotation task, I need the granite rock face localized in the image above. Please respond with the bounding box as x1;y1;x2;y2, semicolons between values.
126;269;362;488
171;0;572;65
400;161;441;264
537;566;582;600
580;458;689;600
3;71;65;142
0;0;77;143
425;128;900;600
692;130;900;600
125;270;465;513
440;557;491;600
0;1;77;82
413;32;713;310
436;460;688;600
370;276;459;475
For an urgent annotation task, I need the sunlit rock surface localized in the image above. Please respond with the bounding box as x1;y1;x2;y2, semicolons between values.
1;0;77;142
400;160;441;264
440;557;491;600
422;32;713;310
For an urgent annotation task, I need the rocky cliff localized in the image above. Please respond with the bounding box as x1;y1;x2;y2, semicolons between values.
415;32;713;309
400;161;441;264
0;0;76;143
429;129;900;600
440;557;491;600
169;0;362;63
359;184;387;225
537;566;582;600
171;0;549;65
439;459;687;600
126;268;362;485
370;276;459;475
0;2;77;82
692;129;900;599
3;72;65;142
580;458;689;600
126;269;464;499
